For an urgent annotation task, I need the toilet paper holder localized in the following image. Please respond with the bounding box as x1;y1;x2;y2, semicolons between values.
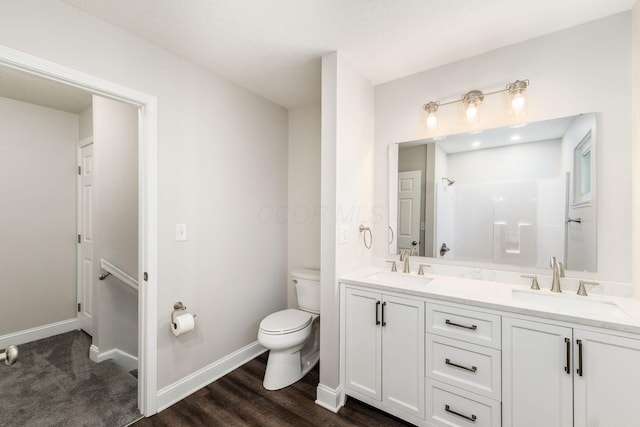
172;301;196;327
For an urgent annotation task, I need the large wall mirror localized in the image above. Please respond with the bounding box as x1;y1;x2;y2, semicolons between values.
388;113;597;272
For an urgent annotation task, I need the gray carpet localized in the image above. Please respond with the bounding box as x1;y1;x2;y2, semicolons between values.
0;330;141;427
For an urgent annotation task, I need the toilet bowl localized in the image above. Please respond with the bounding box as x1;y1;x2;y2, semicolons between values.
258;269;320;390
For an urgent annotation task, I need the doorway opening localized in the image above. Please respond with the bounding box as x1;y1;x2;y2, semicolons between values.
0;45;158;415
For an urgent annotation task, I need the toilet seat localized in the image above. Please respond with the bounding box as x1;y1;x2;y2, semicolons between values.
259;309;312;335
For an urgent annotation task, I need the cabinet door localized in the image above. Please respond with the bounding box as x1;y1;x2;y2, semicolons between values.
574;329;640;427
502;317;573;427
345;288;382;401
382;294;425;419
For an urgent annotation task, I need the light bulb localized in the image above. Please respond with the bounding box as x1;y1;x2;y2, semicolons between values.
511;92;526;113
424;102;439;130
507;80;528;115
426;112;438;130
466;104;478;122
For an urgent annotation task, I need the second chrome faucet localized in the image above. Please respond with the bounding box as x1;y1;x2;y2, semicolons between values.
399;249;411;273
550;256;565;292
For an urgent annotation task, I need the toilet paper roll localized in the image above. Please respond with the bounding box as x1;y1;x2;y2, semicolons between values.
172;313;195;336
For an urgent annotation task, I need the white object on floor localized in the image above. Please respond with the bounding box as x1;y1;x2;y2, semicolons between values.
258;269;320;390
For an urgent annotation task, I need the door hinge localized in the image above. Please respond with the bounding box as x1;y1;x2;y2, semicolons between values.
78;234;81;243
144;272;148;282
78;166;81;175
77;303;81;312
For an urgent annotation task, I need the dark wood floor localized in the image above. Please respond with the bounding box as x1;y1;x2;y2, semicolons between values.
134;353;413;426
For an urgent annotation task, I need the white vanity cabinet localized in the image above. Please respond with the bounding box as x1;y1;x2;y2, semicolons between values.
573;329;640;427
343;286;425;423
502;317;573;427
425;303;502;427
503;317;640;427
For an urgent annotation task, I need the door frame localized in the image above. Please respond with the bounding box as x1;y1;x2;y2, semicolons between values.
0;45;159;415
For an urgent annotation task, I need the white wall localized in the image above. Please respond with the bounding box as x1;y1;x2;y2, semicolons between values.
288;102;321;308
374;12;632;283
0;96;78;335
93;95;139;358
0;0;288;390
633;2;640;298
320;52;374;401
79;105;93;140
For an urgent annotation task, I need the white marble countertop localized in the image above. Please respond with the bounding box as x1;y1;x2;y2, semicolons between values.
341;267;640;335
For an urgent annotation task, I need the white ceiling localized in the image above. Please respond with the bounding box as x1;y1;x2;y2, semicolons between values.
62;0;635;109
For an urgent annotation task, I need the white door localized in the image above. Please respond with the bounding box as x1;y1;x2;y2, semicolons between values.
344;288;382;401
502;317;573;427
573;329;640;427
77;139;94;335
382;294;425;419
397;170;421;254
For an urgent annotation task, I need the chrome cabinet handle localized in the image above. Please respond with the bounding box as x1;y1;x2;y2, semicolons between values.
577;339;583;376
445;358;477;373
445;319;477;330
381;302;387;326
375;301;381;326
565;338;571;374
445;404;477;422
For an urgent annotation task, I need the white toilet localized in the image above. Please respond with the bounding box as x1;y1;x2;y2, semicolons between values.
258;269;320;390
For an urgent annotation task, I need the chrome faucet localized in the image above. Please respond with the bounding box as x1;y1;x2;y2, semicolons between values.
400;249;411;273
550;256;564;293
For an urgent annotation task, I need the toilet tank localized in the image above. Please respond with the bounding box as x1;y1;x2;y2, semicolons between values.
292;269;320;314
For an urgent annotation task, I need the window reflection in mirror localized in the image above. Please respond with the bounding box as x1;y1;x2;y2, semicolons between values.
388;113;597;272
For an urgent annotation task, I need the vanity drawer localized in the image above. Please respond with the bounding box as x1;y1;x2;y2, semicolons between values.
426;334;501;400
426;379;501;427
427;303;501;349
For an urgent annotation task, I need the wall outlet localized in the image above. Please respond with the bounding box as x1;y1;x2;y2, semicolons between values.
176;223;187;241
339;225;348;244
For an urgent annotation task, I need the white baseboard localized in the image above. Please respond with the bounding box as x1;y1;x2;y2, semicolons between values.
0;318;78;349
315;383;344;413
156;341;266;412
90;345;139;373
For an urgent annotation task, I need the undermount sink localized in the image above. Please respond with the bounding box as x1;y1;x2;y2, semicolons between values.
365;271;432;286
511;289;628;318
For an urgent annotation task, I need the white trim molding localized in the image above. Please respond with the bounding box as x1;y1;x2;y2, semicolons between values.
156;341;266;412
315;383;344;413
90;345;139;373
0;318;78;349
0;44;159;416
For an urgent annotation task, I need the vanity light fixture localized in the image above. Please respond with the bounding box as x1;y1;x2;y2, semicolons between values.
462;90;484;123
424;101;439;130
423;79;529;128
507;79;529;115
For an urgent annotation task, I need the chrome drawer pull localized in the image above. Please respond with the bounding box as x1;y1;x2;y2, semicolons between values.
445;358;477;373
445;319;477;330
445;404;477;422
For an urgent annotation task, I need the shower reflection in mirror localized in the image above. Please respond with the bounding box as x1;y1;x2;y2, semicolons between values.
388;113;597;272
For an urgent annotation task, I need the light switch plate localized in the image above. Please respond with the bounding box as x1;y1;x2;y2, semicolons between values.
176;223;187;241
